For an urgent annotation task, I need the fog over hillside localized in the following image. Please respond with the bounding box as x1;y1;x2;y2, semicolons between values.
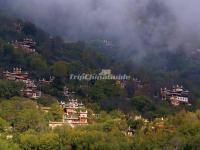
0;0;200;58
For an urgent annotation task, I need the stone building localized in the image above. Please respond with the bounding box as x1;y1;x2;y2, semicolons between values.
12;38;36;54
49;99;88;129
3;68;28;82
161;85;191;106
21;80;41;100
39;76;54;85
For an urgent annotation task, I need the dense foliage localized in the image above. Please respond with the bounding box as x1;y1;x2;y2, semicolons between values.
0;98;200;150
0;80;24;99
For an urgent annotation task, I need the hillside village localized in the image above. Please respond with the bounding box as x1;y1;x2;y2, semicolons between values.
0;12;200;150
2;66;191;131
3;67;42;99
2;67;192;106
1;67;194;134
2;68;175;134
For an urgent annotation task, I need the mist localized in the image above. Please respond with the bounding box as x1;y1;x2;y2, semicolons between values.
1;0;200;59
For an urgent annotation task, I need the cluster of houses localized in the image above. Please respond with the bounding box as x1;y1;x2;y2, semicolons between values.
39;77;54;85
49;99;88;128
3;67;41;99
99;70;191;107
11;38;37;54
160;85;191;106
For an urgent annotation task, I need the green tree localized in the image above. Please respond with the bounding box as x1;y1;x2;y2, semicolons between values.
2;44;14;56
37;95;58;107
0;117;9;132
20;130;59;150
19;130;39;149
15;109;47;132
0;99;47;132
22;22;37;36
0;138;20;150
48;103;63;122
131;96;156;118
0;80;25;99
51;61;68;77
28;54;48;74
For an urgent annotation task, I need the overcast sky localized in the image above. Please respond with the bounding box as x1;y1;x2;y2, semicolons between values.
1;0;200;58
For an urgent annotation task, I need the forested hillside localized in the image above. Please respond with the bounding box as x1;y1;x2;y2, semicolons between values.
0;11;200;150
0;13;178;115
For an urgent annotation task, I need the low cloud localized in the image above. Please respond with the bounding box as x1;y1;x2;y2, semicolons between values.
1;0;200;59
